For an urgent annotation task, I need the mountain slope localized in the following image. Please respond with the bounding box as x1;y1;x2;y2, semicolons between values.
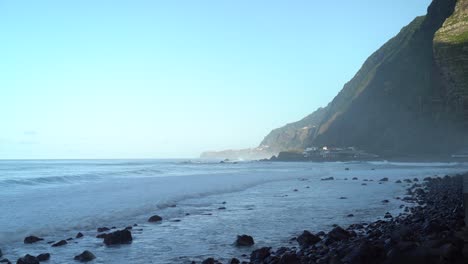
262;0;468;156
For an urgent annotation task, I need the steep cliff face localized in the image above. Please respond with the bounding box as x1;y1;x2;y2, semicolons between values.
259;107;327;152
262;0;468;156
434;0;468;114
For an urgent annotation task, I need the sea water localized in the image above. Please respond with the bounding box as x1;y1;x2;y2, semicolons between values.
0;159;467;263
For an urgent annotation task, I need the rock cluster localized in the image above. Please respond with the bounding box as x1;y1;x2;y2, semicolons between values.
201;174;467;264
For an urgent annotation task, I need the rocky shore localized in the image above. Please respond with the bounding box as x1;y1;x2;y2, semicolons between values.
1;173;466;264
199;174;468;264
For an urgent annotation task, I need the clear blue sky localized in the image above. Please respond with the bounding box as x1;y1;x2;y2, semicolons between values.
0;0;431;159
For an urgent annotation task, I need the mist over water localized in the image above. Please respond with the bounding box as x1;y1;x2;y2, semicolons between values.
0;160;467;263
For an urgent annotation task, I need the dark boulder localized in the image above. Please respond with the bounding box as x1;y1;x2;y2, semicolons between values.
51;240;67;247
250;247;271;264
328;226;351;241
218;207;226;210
16;255;39;264
76;232;84;238
24;236;43;244
352;177;358;180
235;235;254;247
342;241;385;264
36;254;50;262
297;230;321;247
96;233;107;239
201;258;216;264
379;177;388;182
103;229;133;245
0;259;11;264
148;215;163;222
396;180;402;183
278;253;300;264
74;251;96;262
229;258;240;264
321;177;334;181
97;227;110;232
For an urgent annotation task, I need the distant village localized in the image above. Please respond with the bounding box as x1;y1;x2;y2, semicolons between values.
269;146;380;161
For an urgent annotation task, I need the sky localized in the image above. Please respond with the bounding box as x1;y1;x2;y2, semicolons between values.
0;0;432;159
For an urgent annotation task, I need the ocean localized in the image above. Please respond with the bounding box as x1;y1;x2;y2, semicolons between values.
0;159;467;263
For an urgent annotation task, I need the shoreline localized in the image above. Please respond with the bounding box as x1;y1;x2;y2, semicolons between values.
200;173;468;264
0;167;466;263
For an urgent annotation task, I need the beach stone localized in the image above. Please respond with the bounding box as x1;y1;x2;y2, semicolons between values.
278;253;300;264
379;177;388;182
201;258;216;264
342;241;385;264
148;215;163;222
51;240;67;247
24;236;43;244
104;229;132;245
250;247;271;264
97;227;110;232
328;226;351;241
36;253;50;262
297;230;321;247
74;251;96;262
16;255;39;264
235;235;254;246
76;232;83;238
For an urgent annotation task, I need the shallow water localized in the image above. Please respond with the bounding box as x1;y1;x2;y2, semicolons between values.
0;160;467;263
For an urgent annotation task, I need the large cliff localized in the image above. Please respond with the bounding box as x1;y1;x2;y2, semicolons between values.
261;0;468;157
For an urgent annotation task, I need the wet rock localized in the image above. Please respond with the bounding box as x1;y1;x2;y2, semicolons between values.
339;197;347;199
0;259;10;264
218;207;226;210
97;227;110;233
103;229;133;245
229;258;240;264
379;177;388;182
36;253;50;262
345;168;350;171
403;179;412;183
24;236;43;244
125;226;133;230
51;240;67;247
347;214;354;217
75;232;84;238
297;230;321;247
342;241;385;264
413;178;419;182
293;189;298;192
148;215;163;222
395;180;402;183
321;177;334;181
201;258;216;264
250;247;271;264
235;235;254;247
381;199;389;203
352;177;358;180
384;212;392;218
328;226;351;241
279;253;300;264
16;255;39;264
361;183;367;186
74;251;96;262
